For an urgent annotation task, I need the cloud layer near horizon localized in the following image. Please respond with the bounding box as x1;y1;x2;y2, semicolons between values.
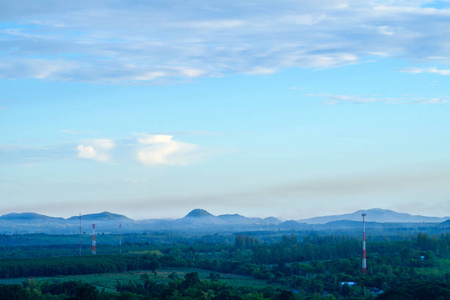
2;0;450;82
306;93;450;104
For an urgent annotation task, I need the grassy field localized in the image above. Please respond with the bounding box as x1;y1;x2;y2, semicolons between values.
0;268;284;292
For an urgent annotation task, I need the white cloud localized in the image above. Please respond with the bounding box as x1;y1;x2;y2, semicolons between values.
155;131;223;136
61;129;101;135
133;71;166;81
427;56;447;60
0;59;76;80
245;67;278;75
282;14;327;26
77;145;97;159
77;139;115;162
138;134;174;144
93;139;115;150
2;1;450;82
301;54;359;68
3;134;227;166
180;68;206;78
400;67;450;75
418;97;449;104
376;25;395;35
369;52;391;57
179;20;245;30
306;93;450;104
136;134;198;165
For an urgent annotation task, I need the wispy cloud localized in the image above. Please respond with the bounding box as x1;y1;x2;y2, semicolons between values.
0;143;71;165
376;25;395;36
61;129;102;135
77;139;115;162
154;131;223;136
400;67;450;75
306;93;450;104
2;1;450;82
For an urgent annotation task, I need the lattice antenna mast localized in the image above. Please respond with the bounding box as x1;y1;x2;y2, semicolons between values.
119;223;122;254
362;213;367;274
92;224;96;255
79;213;82;256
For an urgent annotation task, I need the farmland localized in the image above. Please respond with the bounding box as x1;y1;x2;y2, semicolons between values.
0;231;449;299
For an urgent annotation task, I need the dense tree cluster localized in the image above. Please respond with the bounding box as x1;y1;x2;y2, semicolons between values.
0;272;297;300
1;275;449;300
378;280;450;300
0;254;160;278
0;232;449;298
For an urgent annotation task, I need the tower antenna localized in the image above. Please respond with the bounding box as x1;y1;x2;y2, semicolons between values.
362;213;367;274
92;224;96;255
79;213;82;256
119;223;122;254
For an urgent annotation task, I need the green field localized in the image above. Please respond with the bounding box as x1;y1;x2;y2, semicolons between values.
0;268;284;293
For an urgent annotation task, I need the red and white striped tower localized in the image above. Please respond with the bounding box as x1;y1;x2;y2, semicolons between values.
79;213;82;256
92;224;96;255
119;223;122;254
362;213;367;274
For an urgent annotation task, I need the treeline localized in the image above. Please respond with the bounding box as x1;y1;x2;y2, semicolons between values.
0;254;161;278
192;232;450;296
1;232;449;298
250;234;361;264
378;280;450;300
0;272;296;300
1;274;450;299
1;233;449;280
234;232;450;264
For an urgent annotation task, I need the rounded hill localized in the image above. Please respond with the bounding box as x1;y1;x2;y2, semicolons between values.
184;209;214;218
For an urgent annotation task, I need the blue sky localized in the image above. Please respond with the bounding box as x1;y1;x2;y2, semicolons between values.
1;0;450;220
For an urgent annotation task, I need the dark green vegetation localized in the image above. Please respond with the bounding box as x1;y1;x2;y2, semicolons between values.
0;232;449;299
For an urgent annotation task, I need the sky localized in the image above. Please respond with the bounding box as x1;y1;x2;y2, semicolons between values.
1;0;450;220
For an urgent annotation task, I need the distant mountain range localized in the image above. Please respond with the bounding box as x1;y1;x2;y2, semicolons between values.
0;211;130;223
0;208;448;235
0;212;65;222
67;211;131;221
182;209;282;225
297;208;449;224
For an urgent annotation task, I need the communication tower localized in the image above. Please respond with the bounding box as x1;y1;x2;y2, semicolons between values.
119;223;122;254
362;213;367;274
92;224;96;255
79;213;82;256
